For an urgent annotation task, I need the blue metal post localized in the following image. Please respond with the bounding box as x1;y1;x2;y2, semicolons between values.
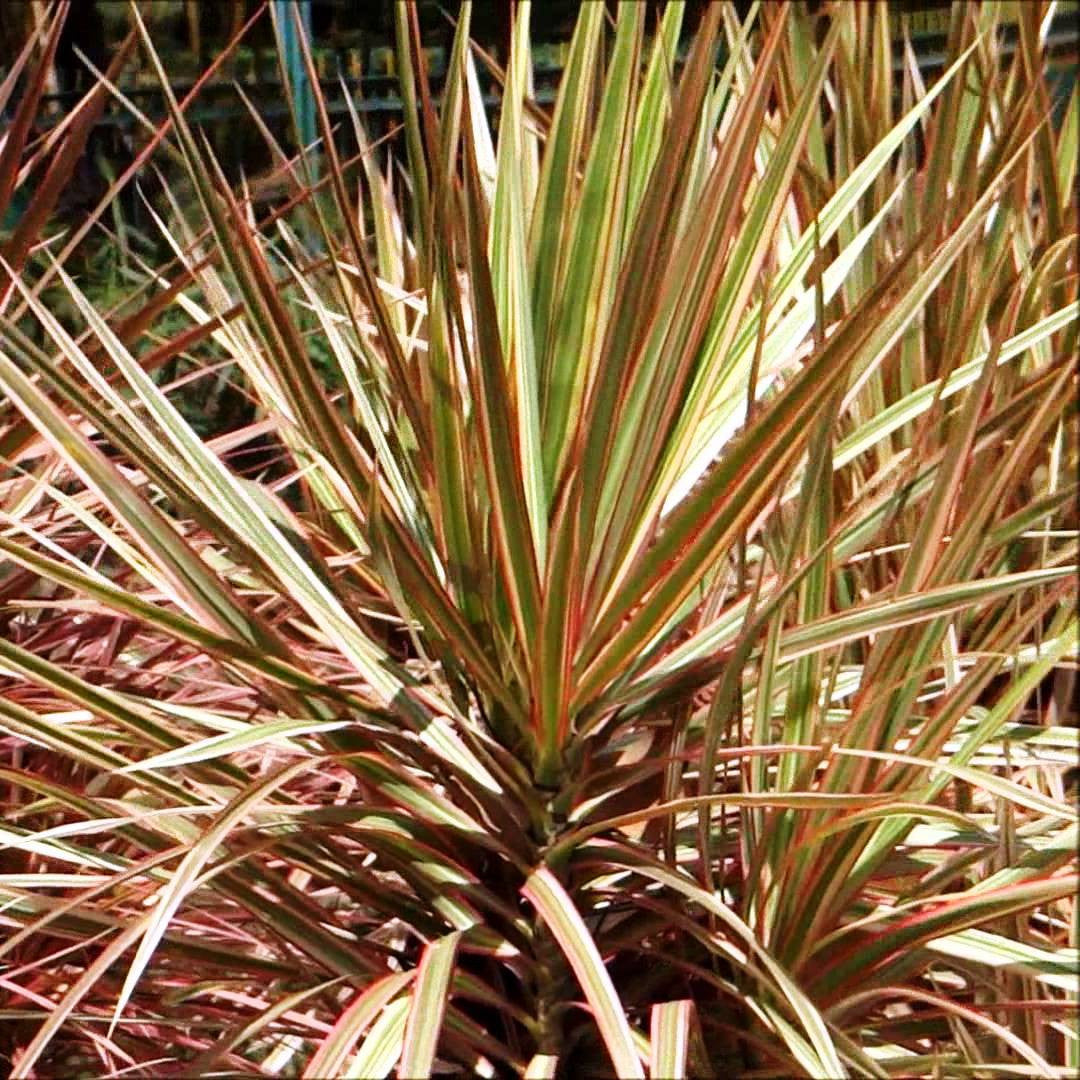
275;0;317;152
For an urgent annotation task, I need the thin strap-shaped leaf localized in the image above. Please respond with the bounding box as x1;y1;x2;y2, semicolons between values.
117;717;350;773
459;112;543;666
522;867;645;1078
0;332;278;653
343;996;411;1079
184;979;349;1076
835;301;1079;468
490;0;547;573
528;3;604;378
0;4;65;220
541;3;643;491
399;931;463;1078
11;920;146;1079
582;10;795;607
302;972;413;1079
109;758;319;1035
573;230;927;707
923;928;1079;993
809;873;1077;997
649;999;693;1079
524;1053;558;1078
776;567;1072;664
0;532;377;712
596;843;847;1077
626;3;686;225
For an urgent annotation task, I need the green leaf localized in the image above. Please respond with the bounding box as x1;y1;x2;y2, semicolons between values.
399;931;463;1078
522;867;645;1078
344;996;411;1079
649;999;697;1080
118;717;350;773
109;758;319;1035
302;974;413;1078
777;568;1073;663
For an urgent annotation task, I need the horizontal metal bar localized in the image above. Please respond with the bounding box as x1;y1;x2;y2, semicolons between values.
53;89;561;131
5;11;1075;125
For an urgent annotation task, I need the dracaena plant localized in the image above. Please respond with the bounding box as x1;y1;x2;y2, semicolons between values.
0;1;1077;1076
